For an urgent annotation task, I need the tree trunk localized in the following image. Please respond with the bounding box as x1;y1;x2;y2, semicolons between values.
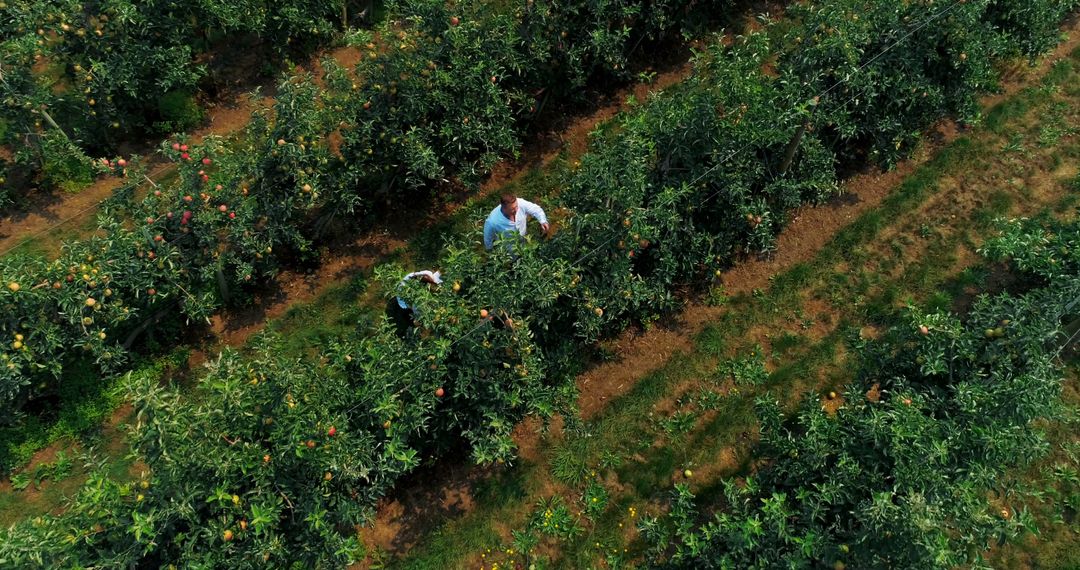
778;121;809;175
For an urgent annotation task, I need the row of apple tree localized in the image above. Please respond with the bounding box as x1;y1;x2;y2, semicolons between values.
640;213;1080;568
0;0;717;201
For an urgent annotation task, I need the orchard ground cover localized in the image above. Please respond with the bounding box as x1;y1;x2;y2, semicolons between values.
367;30;1080;570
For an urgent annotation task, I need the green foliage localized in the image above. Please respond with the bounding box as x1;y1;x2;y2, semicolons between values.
0;158;11;211
37;131;100;193
988;0;1080;59
718;351;769;388
980;214;1080;282
583;479;610;520
154;90;204;134
529;496;584;540
3;0;1069;412
0;0;346;155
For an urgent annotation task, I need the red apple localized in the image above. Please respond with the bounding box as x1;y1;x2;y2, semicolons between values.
435;387;445;398
229;212;236;219
180;152;190;160
202;157;212;165
450;16;460;26
218;204;228;212
147;288;156;295
179;144;188;152
327;426;336;437
171;142;181;151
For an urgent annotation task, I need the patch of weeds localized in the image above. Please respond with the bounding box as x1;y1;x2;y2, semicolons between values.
551;444;591;485
598;449;624;470
582;479;610;520
771;331;806;355
705;285;729;306
717;349;768;387
925;290;954;314
694;388;726;411
8;450;76;492
1001;132;1029;156
1043;59;1074;88
1037;101;1078;147
530;496;584;540
660;411;696;440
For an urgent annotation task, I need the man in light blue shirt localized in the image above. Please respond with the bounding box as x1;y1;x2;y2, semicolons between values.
483;194;550;251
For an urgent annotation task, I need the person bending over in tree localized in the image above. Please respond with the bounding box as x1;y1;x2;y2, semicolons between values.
483;193;550;251
386;269;441;337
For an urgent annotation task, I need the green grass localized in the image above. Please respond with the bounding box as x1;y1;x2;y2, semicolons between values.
264;274;377;358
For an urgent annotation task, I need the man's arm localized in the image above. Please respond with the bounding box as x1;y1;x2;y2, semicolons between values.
483;218;496;250
518;199;548;225
518;199;549;234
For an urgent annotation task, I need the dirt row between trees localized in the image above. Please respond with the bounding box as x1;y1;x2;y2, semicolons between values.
352;18;1080;564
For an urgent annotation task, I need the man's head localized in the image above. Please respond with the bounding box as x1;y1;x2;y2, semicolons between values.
500;194;518;218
